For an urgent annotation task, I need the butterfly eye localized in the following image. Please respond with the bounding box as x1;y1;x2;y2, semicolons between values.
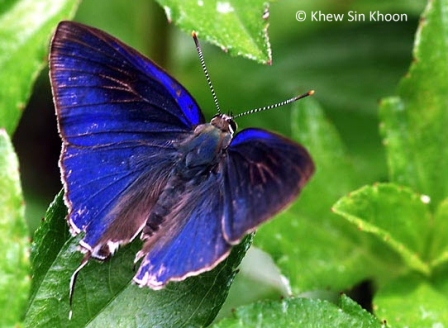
227;118;237;134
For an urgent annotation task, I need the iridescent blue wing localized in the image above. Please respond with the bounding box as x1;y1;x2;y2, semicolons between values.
222;128;315;243
133;128;314;288
50;21;205;259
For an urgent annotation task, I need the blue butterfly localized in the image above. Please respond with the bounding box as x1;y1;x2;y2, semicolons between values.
50;21;314;293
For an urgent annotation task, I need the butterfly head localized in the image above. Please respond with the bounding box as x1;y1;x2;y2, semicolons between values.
211;114;237;135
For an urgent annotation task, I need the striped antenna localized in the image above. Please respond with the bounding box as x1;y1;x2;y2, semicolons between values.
192;32;314;118
232;90;314;119
192;32;221;114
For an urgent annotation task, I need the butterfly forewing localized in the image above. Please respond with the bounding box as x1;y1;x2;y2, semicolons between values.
51;21;204;259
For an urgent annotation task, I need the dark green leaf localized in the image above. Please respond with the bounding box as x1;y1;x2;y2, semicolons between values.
27;191;70;308
0;129;29;327
0;0;79;134
25;194;251;327
155;0;272;63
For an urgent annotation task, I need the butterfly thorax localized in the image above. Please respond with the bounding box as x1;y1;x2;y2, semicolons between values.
175;115;233;179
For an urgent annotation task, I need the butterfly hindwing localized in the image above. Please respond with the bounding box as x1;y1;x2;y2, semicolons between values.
134;172;230;288
51;21;204;259
222;128;315;243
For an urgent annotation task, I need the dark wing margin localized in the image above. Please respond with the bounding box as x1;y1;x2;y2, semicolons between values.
222;128;315;244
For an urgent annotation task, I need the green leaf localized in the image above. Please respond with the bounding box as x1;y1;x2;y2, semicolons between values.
25;194;252;327
27;191;70;308
379;0;448;209
333;183;431;275
213;294;384;328
155;0;271;63
0;0;79;134
255;99;399;293
0;129;29;327
430;198;448;266
374;273;448;327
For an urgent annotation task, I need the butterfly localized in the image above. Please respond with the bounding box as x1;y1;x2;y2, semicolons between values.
50;21;315;296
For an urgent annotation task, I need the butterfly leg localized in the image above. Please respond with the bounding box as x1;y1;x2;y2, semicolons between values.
68;251;91;319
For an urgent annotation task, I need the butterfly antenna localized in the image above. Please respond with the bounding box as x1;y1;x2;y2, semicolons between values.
192;31;222;114
233;90;314;119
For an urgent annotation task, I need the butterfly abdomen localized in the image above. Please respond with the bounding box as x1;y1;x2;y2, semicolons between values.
141;179;184;238
140;123;230;247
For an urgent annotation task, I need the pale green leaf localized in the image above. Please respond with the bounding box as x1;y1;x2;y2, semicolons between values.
0;129;29;327
0;0;79;134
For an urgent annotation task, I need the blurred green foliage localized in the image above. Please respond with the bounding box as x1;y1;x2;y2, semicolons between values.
4;0;448;326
